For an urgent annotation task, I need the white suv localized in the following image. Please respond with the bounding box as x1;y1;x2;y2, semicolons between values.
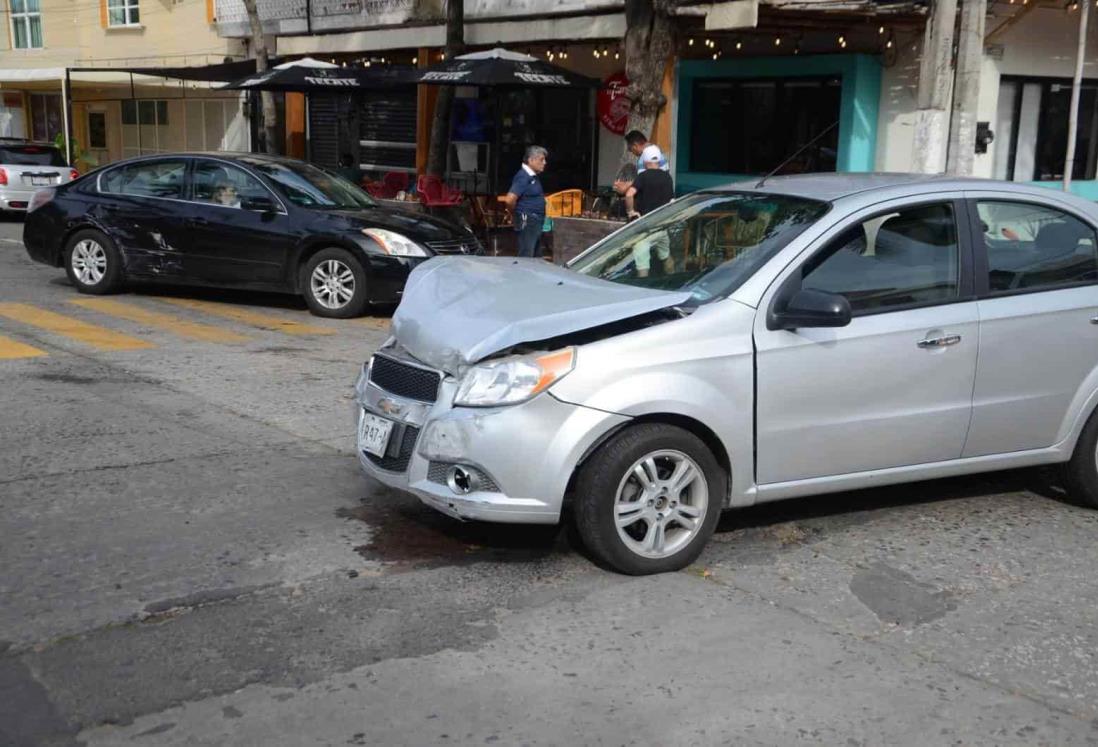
0;141;76;212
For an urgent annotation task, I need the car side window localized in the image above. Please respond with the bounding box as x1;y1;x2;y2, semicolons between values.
100;160;187;199
192;161;277;211
977;201;1098;293
801;202;960;314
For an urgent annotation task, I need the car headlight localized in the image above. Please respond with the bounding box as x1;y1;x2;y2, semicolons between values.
454;348;576;407
362;228;428;257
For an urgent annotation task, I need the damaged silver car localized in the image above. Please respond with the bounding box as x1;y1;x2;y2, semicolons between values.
355;174;1098;574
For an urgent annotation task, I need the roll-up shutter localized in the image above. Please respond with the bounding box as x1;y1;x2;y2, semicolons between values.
358;88;416;173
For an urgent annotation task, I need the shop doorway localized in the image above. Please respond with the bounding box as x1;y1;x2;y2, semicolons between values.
86;110;108;166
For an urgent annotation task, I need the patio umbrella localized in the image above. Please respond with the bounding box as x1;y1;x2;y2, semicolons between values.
412;48;599;88
222;58;417;92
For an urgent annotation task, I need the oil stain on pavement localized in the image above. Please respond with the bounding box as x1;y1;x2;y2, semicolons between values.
338;497;567;571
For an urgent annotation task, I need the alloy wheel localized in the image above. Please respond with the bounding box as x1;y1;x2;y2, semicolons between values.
71;240;107;286
613;449;709;559
310;258;356;310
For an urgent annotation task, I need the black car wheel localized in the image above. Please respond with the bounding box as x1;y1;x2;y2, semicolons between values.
302;248;368;318
64;229;124;294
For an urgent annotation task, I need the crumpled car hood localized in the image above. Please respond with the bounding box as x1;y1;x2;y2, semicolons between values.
391;256;691;372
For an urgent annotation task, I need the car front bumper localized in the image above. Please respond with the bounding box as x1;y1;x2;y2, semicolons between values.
353;361;630;524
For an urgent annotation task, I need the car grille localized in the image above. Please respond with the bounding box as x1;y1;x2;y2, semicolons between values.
369;354;441;403
425;238;482;255
426;462;501;493
363;424;420;472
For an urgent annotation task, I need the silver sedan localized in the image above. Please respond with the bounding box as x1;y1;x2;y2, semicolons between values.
355;173;1098;574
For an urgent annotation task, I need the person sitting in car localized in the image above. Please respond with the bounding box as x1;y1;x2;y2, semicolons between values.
212;180;241;208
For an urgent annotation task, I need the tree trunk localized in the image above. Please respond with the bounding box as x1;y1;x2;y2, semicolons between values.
242;0;278;154
912;0;958;173
622;0;675;163
1065;0;1090;191
946;0;986;175
426;0;464;177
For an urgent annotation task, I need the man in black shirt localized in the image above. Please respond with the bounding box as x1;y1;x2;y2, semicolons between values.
625;145;675;277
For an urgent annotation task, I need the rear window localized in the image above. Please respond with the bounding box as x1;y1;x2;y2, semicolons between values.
0;145;65;167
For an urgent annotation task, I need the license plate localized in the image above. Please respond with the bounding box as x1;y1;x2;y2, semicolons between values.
358;410;394;458
30;177;50;186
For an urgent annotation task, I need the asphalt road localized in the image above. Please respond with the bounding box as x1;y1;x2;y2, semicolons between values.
2;217;1098;746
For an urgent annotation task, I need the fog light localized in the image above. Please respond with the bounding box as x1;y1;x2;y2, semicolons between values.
446;465;478;495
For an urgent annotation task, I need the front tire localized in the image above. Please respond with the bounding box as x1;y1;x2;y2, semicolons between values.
574;424;725;575
301;248;368;318
1062;407;1098;508
64;229;123;294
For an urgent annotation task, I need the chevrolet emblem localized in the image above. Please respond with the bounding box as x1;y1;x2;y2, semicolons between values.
377;398;404;416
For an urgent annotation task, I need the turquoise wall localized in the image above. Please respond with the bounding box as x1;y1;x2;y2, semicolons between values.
676;54;882;194
1032;180;1098;201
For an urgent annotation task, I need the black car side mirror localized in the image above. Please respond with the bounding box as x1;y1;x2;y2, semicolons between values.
767;288;852;330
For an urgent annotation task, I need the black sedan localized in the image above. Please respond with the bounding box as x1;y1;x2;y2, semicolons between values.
22;153;480;317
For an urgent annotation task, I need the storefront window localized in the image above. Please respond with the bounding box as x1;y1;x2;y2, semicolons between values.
690;77;840;176
29;93;61;143
107;0;139;26
995;77;1098;182
11;0;43;49
121;99;170;157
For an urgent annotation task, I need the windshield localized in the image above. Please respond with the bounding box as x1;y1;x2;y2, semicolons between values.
0;145;65;167
244;160;376;209
570;191;829;305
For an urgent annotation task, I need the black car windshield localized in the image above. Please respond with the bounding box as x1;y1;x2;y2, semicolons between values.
569;191;829;304
244;159;376;209
0;145;65;167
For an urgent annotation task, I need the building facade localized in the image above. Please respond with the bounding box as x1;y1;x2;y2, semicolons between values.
0;0;250;169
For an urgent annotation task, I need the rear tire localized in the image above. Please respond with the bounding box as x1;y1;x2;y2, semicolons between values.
1062;407;1098;508
301;248;369;318
63;229;123;294
573;423;725;575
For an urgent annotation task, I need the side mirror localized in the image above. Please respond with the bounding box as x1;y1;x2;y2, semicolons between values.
243;195;277;213
767;287;852;330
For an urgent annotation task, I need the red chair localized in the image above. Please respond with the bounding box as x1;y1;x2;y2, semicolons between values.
416;174;464;206
383;171;409;194
365;181;395;198
365;172;411;199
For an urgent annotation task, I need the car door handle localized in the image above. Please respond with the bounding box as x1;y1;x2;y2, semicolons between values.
1090;315;1098;325
917;334;962;348
187;217;208;227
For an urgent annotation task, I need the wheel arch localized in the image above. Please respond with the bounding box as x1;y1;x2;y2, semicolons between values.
56;222;114;267
563;412;734;510
290;239;373;293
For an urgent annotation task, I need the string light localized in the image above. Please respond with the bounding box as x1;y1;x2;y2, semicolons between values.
593;47;600;58
774;36;781;46
878;25;885;34
412;56;418;64
838;35;845;44
735;39;743;50
688;37;695;46
614;49;620;60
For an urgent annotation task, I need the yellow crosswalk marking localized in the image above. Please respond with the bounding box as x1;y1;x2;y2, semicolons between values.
155;298;336;336
355;317;392;331
68;298;250;344
0;333;46;360
0;302;154;351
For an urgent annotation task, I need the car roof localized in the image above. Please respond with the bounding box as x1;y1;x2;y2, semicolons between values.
106;152;309;167
712;172;1066;201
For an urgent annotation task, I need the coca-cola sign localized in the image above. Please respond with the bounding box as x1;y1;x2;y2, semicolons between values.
597;71;630;136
